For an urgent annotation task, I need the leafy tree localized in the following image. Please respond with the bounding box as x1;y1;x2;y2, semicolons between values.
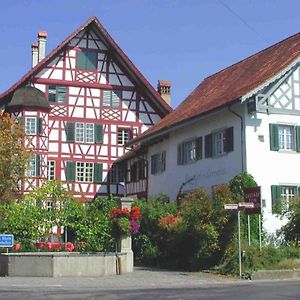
0;112;29;203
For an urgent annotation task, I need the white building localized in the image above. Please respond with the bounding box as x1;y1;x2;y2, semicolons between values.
120;32;300;234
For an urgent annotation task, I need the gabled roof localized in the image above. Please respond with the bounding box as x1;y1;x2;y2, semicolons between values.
0;17;172;116
128;32;300;146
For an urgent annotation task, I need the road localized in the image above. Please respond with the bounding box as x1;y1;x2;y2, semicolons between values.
0;267;299;299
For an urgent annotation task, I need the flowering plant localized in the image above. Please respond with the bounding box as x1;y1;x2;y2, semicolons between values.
159;212;182;231
110;206;141;237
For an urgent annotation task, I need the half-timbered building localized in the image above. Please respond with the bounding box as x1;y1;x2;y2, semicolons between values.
0;17;171;200
121;32;300;234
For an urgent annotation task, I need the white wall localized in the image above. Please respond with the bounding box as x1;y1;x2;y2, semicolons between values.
245;111;300;234
147;106;243;201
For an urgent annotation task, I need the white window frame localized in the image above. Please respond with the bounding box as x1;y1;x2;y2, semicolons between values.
47;160;55;180
183;140;196;164
75;123;94;143
76;162;93;183
213;130;225;157
102;90;121;108
117;128;131;145
279;125;295;150
280;185;297;210
25;117;37;135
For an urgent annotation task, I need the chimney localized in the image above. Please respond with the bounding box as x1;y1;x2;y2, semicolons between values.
157;80;171;106
31;43;39;68
38;31;47;62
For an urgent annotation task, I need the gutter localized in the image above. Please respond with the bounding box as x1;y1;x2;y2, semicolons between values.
228;102;244;172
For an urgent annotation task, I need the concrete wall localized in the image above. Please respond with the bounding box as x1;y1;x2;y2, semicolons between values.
0;252;129;277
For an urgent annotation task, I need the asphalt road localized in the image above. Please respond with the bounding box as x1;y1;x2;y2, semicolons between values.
0;267;299;300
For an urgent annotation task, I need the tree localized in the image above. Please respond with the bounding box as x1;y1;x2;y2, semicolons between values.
0;112;29;203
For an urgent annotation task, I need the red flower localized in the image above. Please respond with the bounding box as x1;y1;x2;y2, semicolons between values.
65;242;75;252
13;243;21;251
130;206;141;220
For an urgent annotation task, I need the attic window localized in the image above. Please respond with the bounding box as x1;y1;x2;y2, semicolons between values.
77;50;97;70
48;85;66;103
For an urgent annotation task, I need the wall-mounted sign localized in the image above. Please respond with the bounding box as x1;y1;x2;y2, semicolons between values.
0;234;14;248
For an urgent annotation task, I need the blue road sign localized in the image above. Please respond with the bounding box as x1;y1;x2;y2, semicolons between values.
0;234;14;247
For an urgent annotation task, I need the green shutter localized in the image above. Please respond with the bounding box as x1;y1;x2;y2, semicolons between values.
66;161;75;182
57;86;66;103
37;118;42;135
195;137;203;160
269;124;279;151
205;134;213;158
95;124;103;144
36;155;41;176
224;127;234;153
93;163;103;183
48;85;56;102
271;185;281;213
86;51;97;70
77;51;87;69
296;126;300;152
102;90;111;106
66;122;75;142
161;151;166;172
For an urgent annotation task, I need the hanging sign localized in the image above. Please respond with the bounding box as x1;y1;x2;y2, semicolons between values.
244;186;261;214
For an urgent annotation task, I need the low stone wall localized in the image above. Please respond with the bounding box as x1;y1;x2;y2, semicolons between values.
251;269;300;280
0;252;131;277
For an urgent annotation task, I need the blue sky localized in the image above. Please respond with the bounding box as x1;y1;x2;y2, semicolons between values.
1;0;300;108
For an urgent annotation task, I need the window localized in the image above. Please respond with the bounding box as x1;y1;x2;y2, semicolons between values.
270;124;300;152
66;122;103;144
77;50;97;70
271;185;298;213
205;127;234;158
75;123;94;143
66;161;102;183
25;117;37;135
118;128;131;145
48;85;66;103
25;154;40;177
47;160;55;180
178;137;202;165
129;160;146;181
76;162;93;182
151;151;166;175
102;90;121;108
109;164;125;184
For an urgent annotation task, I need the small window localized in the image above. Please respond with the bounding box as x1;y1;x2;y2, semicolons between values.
77;50;97;70
25;117;37;135
102;90;121;108
118;128;131;145
271;185;298;213
75;123;94;143
26;154;40;177
48;85;66;103
47;160;55;180
76;162;93;182
151;151;166;175
178;137;202;165
279;125;295;150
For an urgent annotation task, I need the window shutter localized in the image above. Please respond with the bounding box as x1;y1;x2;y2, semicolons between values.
102;90;111;106
269;124;279;151
195;137;203;160
296;126;300;152
57;86;66;103
86;51;97;70
224;127;234;153
112;90;121;108
37;118;42;135
95;124;103;144
150;155;155;174
66;161;75;182
271;185;281;213
161;151;166;172
77;51;87;69
66;122;75;142
36;155;41;176
93;163;103;183
177;144;183;165
205;134;213;158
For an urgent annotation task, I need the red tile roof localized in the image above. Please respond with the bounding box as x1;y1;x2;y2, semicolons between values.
0;17;172;116
128;32;300;146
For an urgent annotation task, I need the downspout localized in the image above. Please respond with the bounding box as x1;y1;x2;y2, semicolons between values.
228;103;245;173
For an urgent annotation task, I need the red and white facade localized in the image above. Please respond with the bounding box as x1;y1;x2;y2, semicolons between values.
0;17;171;200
